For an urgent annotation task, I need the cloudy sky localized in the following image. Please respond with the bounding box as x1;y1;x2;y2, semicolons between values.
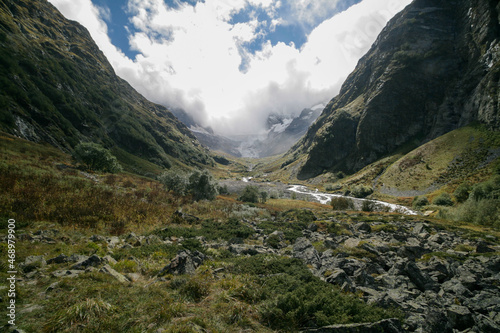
48;0;412;135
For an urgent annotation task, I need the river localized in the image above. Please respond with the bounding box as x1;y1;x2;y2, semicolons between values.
287;185;418;215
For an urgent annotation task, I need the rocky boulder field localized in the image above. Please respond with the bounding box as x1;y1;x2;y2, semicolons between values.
6;210;499;332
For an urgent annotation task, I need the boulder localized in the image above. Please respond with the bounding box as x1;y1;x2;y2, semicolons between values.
159;250;206;275
52;269;85;278
404;261;437;292
476;241;495;253
446;305;474;330
70;254;105;270
355;222;372;233
397;246;428;261
325;269;352;287
47;254;69;265
20;255;46;273
293;237;321;269
300;318;403;333
99;264;129;283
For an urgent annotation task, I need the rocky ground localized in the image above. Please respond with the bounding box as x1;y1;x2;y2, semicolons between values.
6;212;500;333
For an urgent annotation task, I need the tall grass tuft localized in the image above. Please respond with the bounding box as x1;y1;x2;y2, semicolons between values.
43;298;114;332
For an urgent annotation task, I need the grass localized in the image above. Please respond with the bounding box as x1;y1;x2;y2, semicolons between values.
376;125;500;194
0;135;410;332
3;131;500;332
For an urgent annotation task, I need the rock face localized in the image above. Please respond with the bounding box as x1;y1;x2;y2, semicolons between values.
0;0;213;172
291;0;500;178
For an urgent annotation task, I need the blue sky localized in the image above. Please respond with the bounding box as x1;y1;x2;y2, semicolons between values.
48;0;412;135
89;0;363;62
90;0;141;59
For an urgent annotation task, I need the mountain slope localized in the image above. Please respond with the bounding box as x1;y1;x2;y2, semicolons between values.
289;0;500;179
0;0;213;174
253;107;322;158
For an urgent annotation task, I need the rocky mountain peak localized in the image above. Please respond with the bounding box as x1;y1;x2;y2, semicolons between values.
290;0;500;179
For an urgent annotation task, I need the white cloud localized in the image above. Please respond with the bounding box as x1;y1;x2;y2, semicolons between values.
48;0;412;136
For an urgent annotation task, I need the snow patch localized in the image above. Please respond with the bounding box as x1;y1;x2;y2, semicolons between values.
269;118;293;134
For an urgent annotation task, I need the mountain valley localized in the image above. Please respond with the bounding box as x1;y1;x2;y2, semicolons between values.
1;0;500;332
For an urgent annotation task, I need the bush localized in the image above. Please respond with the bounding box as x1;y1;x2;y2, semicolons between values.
351;185;373;198
453;183;471;203
229;256;401;331
432;193;454;206
443;199;500;230
260;191;268;203
269;190;280;199
361;200;376;212
265;234;282;249
412;196;429;209
158;169;218;200
330;197;354;210
470;175;500;201
218;184;229;195
239;185;260;203
73;142;122;173
158;168;189;195
188;170;218;201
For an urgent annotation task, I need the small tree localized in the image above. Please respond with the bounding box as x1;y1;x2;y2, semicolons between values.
351;185;373;198
330;197;354;210
412;196;429;209
432;193;454;206
453;182;471;203
158;168;189;195
73;142;122;173
239;185;260;203
188;170;218;201
260;191;268;203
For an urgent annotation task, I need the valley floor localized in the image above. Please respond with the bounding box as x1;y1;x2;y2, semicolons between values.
1;134;499;333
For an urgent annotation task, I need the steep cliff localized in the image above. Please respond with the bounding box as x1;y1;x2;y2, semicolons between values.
0;0;213;173
291;0;500;179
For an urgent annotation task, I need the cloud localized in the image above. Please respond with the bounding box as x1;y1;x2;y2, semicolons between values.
48;0;412;136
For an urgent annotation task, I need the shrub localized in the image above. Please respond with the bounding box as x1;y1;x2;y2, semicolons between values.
456;199;500;228
260;191;268;203
453;183;471;203
470;175;500;201
239;185;260;203
179;274;211;302
351;185;373;198
188;170;218;201
158;168;189;195
73;142;122;173
229;256;400;331
269;190;280;199
432;193;454;206
158;169;218;200
412;196;429;209
361;200;376;212
181;238;203;253
218;184;229;195
330;197;354;210
265;234;282;249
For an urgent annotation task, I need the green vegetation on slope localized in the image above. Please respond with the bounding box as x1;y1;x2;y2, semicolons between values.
0;0;213;175
0;134;404;332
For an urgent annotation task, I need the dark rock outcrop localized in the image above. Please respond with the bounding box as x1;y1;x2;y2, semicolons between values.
0;0;213;172
158;250;206;276
290;0;500;178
